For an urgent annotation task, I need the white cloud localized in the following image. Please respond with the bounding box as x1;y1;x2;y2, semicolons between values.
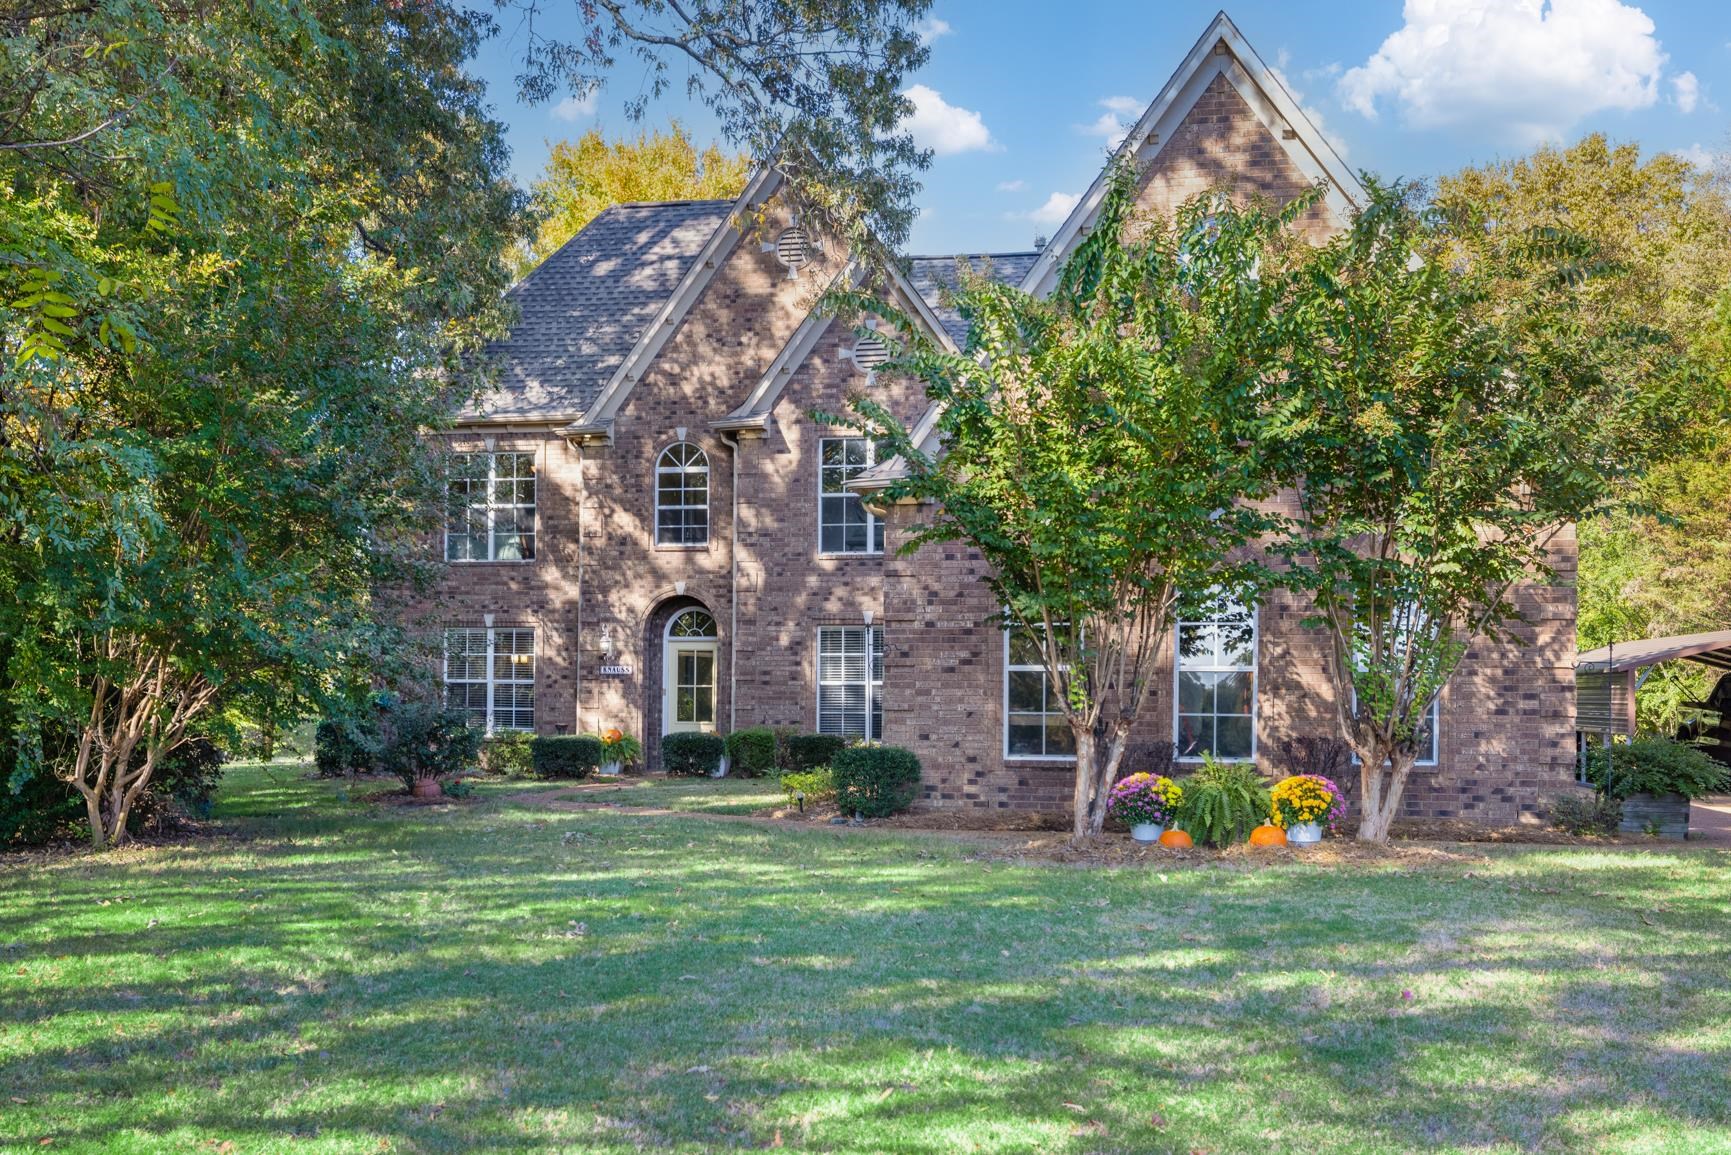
1674;142;1715;169
1017;191;1081;226
1672;70;1700;113
553;91;598;121
996;179;1026;192
1078;95;1142;147
901;84;998;155
1339;0;1667;143
915;16;951;46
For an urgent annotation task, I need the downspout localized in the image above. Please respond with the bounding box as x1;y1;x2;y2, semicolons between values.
573;440;586;736
720;430;741;733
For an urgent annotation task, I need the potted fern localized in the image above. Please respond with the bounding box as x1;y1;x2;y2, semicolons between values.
1176;756;1272;847
593;729;643;776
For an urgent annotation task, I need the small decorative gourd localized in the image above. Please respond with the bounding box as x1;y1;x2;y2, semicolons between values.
1249;823;1287;848
1158;828;1194;849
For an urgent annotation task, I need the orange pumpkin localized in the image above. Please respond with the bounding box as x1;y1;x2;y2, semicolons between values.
1158;829;1193;849
1249;824;1287;848
602;728;624;743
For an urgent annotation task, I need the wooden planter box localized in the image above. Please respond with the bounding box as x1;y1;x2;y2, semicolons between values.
1618;792;1691;839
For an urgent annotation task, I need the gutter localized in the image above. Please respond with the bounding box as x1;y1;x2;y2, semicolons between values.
719;429;743;734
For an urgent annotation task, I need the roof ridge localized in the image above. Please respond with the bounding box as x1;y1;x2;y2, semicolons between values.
606;197;737;209
908;251;1040;260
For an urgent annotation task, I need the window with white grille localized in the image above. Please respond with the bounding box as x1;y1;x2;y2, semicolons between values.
1004;625;1076;759
817;626;883;739
1175;592;1257;761
444;627;535;732
655;443;710;545
819;438;884;554
446;452;535;562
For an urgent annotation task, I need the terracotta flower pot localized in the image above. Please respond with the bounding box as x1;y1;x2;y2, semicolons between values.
410;778;442;799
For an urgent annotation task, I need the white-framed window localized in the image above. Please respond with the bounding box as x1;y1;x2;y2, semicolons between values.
446;451;536;562
818;437;884;555
1351;694;1440;767
444;627;535;732
655;442;710;546
817;625;883;739
1175;592;1257;761
1004;624;1076;760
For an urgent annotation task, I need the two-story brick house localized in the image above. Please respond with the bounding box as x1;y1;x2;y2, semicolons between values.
413;12;1579;822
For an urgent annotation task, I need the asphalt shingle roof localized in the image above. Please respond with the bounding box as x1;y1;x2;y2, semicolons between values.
464;200;733;421
907;252;1041;347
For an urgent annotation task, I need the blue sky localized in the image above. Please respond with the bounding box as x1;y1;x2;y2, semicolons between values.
471;0;1731;255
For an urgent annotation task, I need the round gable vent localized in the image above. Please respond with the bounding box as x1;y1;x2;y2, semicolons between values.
774;226;811;275
852;332;891;372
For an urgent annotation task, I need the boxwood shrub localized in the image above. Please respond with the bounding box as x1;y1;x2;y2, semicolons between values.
481;730;536;777
784;733;849;772
724;726;778;777
832;744;922;819
531;735;603;780
662;732;726;776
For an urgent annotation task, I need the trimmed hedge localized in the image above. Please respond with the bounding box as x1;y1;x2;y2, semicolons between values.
481;730;536;777
832;744;922;819
662;732;726;776
724;726;778;777
531;735;603;780
781;768;836;804
783;732;849;772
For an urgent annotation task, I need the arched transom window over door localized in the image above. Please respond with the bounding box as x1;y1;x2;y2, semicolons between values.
664;609;719;733
656;443;709;545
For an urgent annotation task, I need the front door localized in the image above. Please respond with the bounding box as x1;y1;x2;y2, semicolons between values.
663;609;719;734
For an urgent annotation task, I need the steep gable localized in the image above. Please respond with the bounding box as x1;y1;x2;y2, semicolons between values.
464;200;732;423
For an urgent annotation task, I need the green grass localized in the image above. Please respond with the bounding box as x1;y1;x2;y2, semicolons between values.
2;763;1729;1154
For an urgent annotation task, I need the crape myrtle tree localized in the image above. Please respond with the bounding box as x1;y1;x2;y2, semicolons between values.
833;163;1306;840
1;1;526;847
497;0;935;252
1266;180;1702;842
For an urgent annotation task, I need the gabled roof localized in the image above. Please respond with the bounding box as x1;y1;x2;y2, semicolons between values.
463;200;734;423
1577;631;1731;674
907;252;1041;346
1020;9;1367;298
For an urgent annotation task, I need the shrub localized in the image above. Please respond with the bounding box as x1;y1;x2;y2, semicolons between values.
1550;791;1622;835
0;768;83;847
1177;756;1272;847
832;744;922;818
781;768;836;804
661;732;726;776
481;731;536;777
1583;738;1729;800
783;732;850;773
1274;735;1351;781
148;736;227;820
771;726;804;774
531;735;604;780
724;726;778;777
378;703;482;787
441;777;477;799
314;716;378;777
1118;740;1175;781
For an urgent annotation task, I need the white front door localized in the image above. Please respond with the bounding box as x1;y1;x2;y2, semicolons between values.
663;609;719;734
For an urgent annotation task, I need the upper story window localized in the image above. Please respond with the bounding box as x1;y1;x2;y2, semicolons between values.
656;442;710;546
446;451;535;562
444;627;535;732
1005;624;1076;760
819;437;884;555
1175;591;1257;761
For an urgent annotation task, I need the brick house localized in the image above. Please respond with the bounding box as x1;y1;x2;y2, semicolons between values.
414;12;1579;822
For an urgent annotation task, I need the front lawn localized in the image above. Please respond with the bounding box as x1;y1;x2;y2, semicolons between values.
3;763;1728;1154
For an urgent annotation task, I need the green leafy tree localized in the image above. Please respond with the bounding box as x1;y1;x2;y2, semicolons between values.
834;164;1298;840
497;0;934;252
516;124;750;278
1267;180;1702;842
1;1;527;846
1440;136;1731;733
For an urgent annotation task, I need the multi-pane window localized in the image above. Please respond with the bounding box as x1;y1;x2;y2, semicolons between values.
656;443;710;545
819;438;884;554
1175;593;1257;761
446;452;536;562
817;626;883;739
1005;626;1076;759
444;628;535;732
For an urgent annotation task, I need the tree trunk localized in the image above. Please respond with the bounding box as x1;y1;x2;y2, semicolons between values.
1069;718;1132;843
1356;740;1416;843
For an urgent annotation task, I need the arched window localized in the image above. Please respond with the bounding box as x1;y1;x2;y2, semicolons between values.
656;443;709;545
667;608;717;639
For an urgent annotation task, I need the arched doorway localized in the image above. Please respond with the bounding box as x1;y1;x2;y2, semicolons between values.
662;607;719;735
